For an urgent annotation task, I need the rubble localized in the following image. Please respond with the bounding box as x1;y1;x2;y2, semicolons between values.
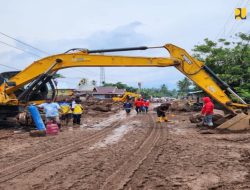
170;100;191;112
90;105;111;112
83;99;121;113
189;109;227;127
1;103;250;189
29;130;46;137
189;113;203;123
153;102;171;112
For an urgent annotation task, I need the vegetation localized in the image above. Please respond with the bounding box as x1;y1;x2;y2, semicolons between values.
53;73;65;79
177;77;192;97
140;84;177;99
104;33;250;103
103;82;137;93
192;33;250;103
103;82;177;99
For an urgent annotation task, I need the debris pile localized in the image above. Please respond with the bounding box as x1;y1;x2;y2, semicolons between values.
189;109;228;127
169;100;191;112
153;102;171;112
83;99;121;114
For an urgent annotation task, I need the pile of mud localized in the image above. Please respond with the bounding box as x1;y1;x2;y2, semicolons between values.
153;100;195;112
82;99;122;115
170;99;191;111
189;109;227;127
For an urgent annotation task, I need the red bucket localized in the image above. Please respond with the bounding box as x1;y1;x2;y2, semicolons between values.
46;122;59;135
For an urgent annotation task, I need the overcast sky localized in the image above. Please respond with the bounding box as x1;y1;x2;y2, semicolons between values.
0;0;249;89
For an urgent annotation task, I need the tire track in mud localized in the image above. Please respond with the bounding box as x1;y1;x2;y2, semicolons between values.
38;114;156;190
0;111;125;170
123;120;171;189
0;120;123;183
100;114;163;190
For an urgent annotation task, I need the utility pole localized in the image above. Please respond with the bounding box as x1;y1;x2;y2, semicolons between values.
100;67;105;86
138;82;142;93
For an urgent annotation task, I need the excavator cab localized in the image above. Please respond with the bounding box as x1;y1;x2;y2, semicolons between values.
0;71;57;120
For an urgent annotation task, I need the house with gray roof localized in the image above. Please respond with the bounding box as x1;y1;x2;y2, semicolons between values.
92;86;126;99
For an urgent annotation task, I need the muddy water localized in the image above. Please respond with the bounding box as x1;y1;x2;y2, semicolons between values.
90;124;133;149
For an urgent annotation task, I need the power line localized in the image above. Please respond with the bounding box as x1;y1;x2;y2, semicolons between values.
74;68;99;76
0;31;49;55
100;67;105;85
214;0;245;40
62;67;100;78
226;1;250;37
227;21;241;37
0;33;103;79
0;40;42;58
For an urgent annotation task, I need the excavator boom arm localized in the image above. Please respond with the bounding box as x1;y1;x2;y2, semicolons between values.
4;54;178;94
1;44;248;113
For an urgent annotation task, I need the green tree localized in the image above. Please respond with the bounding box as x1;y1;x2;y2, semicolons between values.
53;73;65;79
102;81;177;99
171;89;178;97
158;84;172;97
192;33;250;103
103;82;137;92
160;84;168;95
177;77;192;96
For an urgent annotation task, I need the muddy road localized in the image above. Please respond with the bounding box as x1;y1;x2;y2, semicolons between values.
0;105;250;190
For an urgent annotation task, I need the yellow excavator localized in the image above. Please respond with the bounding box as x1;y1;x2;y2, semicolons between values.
0;44;249;130
112;92;141;102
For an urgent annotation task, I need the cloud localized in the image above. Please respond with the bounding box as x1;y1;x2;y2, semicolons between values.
84;21;148;49
1;22;183;90
31;21;149;54
1;0;250;92
0;50;37;72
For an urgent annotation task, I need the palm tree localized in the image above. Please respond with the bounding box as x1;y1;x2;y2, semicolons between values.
177;77;192;96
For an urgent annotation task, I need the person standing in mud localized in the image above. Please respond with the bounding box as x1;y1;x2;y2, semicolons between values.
144;100;150;113
140;99;146;113
71;95;82;109
123;100;133;115
60;98;72;126
72;99;84;125
201;97;214;127
156;103;170;123
134;98;141;114
38;97;62;129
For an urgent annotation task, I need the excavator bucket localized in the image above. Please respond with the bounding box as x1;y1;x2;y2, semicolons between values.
217;113;250;131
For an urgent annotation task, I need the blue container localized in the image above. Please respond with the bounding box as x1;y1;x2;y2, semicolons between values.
28;105;46;131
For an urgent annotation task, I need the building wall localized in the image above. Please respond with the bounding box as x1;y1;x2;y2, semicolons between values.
56;89;74;96
55;89;74;101
93;94;119;99
93;95;106;99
